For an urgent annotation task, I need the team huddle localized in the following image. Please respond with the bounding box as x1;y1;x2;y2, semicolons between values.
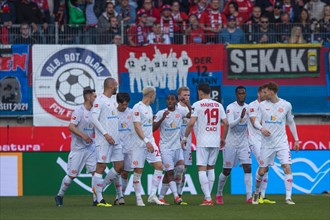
55;77;300;207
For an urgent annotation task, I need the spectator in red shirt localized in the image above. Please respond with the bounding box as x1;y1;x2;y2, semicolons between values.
158;4;180;43
185;13;205;43
223;0;253;24
172;0;189;25
189;0;209;19
141;0;161;28
127;9;150;46
199;0;227;43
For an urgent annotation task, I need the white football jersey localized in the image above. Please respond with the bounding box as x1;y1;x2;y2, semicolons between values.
257;98;294;149
70;105;95;151
92;94;119;145
191;98;226;148
118;107;134;153
132;101;154;147
177;103;192;148
226;101;249;148
247;100;261;146
154;107;185;151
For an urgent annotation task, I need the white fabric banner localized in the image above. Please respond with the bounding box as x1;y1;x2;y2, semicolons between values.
33;45;118;126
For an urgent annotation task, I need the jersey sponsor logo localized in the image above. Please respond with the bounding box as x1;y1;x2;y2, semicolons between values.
134;112;139;116
206;126;217;131
94;104;98;108
250;108;254;112
278;108;284;113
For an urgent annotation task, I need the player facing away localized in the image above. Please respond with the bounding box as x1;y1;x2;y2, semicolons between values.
131;86;165;206
177;86;193;199
252;81;299;205
248;85;275;204
216;86;252;205
181;83;229;206
91;77;124;207
115;92;135;204
153;94;191;205
55;88;97;207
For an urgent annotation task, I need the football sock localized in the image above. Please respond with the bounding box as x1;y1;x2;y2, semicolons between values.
133;172;142;199
114;174;123;199
121;177;128;195
254;173;263;194
169;180;179;198
58;175;72;197
199;171;211;200
102;167;118;189
207;169;215;192
284;174;293;200
244;173;252;199
151;170;163;195
92;173;104;202
159;183;169;200
216;172;228;196
260;172;269;198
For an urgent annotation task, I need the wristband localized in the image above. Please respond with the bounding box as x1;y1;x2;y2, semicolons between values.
182;136;187;141
143;137;149;143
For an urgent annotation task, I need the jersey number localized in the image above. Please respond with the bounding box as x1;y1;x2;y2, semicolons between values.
204;108;219;125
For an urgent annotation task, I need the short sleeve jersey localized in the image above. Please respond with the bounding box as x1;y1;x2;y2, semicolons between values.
132;101;154;147
92;94;119;145
118;107;134;153
154;107;185;151
226;101;249;148
247;99;261;145
191;98;226;148
257;98;294;149
70;105;95;151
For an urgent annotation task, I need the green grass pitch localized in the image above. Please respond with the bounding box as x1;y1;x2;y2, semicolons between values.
1;194;329;220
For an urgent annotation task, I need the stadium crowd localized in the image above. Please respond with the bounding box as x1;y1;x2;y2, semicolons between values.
1;0;330;44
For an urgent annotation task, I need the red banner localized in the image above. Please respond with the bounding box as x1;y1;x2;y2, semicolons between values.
0;125;329;152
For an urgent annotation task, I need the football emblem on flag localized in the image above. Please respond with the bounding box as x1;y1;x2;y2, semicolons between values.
56;68;95;106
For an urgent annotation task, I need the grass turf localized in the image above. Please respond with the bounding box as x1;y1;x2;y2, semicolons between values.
1;194;329;220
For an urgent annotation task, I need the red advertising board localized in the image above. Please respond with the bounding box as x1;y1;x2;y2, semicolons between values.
0;125;329;152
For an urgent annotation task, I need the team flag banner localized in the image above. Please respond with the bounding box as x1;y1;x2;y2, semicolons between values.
118;44;224;109
226;44;321;79
0;44;32;116
33;45;118;126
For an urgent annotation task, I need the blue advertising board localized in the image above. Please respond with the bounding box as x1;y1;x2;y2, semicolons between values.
231;150;330;194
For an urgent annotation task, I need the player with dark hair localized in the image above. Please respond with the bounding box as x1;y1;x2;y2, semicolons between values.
216;86;252;204
55;88;97;207
154;93;191;205
252;81;299;205
182;83;228;206
0;76;22;103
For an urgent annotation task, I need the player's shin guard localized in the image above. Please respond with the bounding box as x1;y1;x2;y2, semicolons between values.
199;171;211;200
151;170;163;196
207;169;215;192
260;172;269;198
244;173;252;200
284;174;293;200
92;173;104;202
216;173;227;196
58;175;72;197
133;172;142;199
102;167;118;189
